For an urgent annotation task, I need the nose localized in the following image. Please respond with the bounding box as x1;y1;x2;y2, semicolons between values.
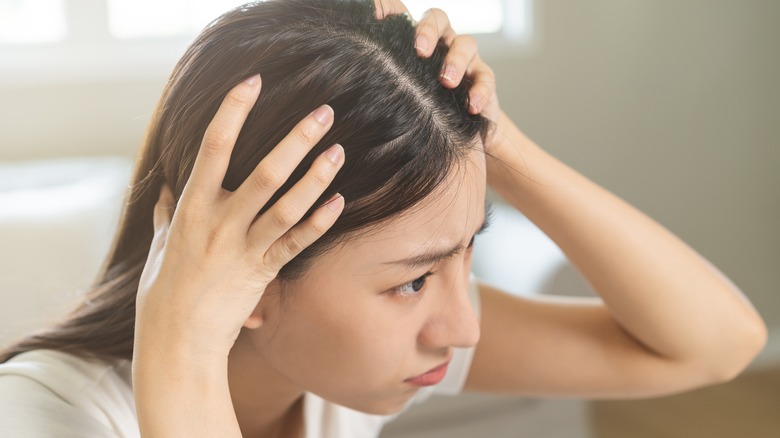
419;274;481;350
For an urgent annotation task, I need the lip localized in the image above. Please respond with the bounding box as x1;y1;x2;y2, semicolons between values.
404;360;451;386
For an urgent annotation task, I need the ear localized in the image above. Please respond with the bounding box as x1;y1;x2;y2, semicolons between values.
242;278;282;330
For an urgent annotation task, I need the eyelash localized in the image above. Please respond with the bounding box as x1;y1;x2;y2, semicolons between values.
389;271;435;297
388;233;479;298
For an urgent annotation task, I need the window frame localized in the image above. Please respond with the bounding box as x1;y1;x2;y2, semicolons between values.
0;0;535;86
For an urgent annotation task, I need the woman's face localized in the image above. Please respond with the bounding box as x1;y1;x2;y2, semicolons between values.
247;146;487;415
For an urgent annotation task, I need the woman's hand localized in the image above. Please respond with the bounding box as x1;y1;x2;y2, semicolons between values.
135;75;345;360
375;0;504;151
132;74;345;436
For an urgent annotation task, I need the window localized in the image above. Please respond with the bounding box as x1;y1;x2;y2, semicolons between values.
0;0;533;83
1;0;530;42
105;0;513;39
0;0;66;44
405;0;503;35
107;0;247;39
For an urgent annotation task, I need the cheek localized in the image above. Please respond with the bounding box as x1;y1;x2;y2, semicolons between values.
265;284;422;393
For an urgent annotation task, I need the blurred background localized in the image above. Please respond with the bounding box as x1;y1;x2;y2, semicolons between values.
1;0;778;437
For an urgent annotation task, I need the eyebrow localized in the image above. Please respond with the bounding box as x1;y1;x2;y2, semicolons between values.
384;202;494;269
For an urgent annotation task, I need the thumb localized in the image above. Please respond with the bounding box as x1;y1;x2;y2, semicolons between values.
139;183;176;304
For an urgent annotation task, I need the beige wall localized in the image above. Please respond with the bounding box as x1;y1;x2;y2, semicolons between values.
1;0;778;326
489;0;780;327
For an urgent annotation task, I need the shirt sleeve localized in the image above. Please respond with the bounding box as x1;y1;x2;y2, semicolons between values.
0;375;118;438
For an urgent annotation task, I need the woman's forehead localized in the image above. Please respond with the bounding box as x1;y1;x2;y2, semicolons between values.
336;152;487;268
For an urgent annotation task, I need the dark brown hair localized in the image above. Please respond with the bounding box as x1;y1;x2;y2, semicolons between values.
0;0;489;363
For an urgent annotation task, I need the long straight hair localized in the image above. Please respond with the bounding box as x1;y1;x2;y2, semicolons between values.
0;0;489;363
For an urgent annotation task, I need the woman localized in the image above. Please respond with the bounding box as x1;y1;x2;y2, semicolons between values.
0;0;767;436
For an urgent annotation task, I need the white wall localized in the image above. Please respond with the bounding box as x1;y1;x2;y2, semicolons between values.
1;0;778;330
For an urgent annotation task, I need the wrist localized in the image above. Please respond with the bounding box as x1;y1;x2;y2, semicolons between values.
133;318;232;384
485;111;541;193
132;343;240;437
488;111;538;156
135;294;238;361
484;112;574;216
133;338;229;382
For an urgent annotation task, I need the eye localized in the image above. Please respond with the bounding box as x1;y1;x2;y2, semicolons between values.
389;271;434;297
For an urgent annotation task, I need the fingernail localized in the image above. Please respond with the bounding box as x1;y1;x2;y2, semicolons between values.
440;65;456;82
323;193;344;212
324;144;344;164
312;105;333;125
415;36;429;54
244;74;260;85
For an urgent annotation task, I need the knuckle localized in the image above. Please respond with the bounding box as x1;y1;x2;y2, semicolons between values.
475;74;494;90
280;234;305;257
459;34;477;46
311;166;334;187
295;122;319;144
261;250;283;272
419;23;438;39
270;202;299;229
308;217;331;236
200;131;230;159
471;81;487;94
484;79;497;93
475;60;495;77
429;8;449;25
224;89;251;109
249;266;278;286
428;7;446;18
176;198;204;222
447;53;465;68
316;172;332;187
252;165;285;192
418;19;434;32
203;225;229;256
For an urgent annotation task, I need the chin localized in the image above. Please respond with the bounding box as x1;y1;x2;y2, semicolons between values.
346;389;419;416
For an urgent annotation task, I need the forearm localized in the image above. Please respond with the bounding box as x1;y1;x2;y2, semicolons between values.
486;111;768;377
132;342;242;437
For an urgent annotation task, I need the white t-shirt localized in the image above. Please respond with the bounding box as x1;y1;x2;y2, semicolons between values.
0;276;481;437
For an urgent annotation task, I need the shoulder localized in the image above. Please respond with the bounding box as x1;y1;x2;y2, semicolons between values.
0;349;138;437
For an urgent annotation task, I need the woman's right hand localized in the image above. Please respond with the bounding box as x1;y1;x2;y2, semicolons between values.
132;74;344;436
134;73;345;363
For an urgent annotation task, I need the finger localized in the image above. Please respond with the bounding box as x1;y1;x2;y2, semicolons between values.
374;0;409;19
439;34;478;88
262;193;345;272
414;8;456;57
466;58;497;114
247;143;344;249
183;74;262;204
230;104;335;224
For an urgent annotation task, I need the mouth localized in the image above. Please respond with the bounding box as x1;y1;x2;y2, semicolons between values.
404;359;451;387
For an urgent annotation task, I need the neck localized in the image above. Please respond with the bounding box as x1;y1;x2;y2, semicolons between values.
228;331;305;438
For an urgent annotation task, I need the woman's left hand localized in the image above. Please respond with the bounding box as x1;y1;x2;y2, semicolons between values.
375;0;503;150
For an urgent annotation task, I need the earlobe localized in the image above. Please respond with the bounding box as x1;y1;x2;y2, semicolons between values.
243;314;263;329
242;278;282;329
